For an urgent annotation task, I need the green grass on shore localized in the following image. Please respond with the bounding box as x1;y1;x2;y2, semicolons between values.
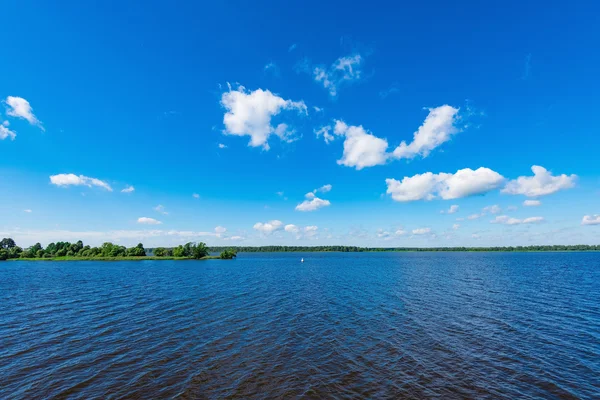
10;255;222;261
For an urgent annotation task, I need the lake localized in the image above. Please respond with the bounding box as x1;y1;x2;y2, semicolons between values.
1;252;599;399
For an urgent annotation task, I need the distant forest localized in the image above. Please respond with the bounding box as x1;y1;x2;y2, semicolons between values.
206;245;600;253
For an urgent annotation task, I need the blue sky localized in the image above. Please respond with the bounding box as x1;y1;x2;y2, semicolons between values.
2;1;599;247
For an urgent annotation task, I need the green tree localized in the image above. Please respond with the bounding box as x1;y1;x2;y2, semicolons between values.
8;246;23;259
0;249;8;260
191;242;209;259
172;245;185;258
56;248;67;257
219;249;237;259
0;238;16;249
154;247;166;257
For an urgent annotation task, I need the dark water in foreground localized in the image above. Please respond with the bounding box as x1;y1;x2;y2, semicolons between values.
1;252;599;399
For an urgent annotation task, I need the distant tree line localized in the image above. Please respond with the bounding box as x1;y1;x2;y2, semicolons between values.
207;245;600;253
0;238;216;260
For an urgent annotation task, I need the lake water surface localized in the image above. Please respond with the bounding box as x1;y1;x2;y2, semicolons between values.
1;252;599;399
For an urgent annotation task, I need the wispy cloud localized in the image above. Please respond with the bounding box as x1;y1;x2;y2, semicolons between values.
121;185;135;193
4;96;44;131
50;173;113;191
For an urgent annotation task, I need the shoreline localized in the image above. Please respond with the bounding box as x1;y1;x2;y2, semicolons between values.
9;255;222;262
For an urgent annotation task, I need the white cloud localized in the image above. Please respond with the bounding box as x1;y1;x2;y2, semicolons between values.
253;220;283;234
313;54;363;96
392;105;460;160
490;215;544;225
50;173;113;191
334;120;389;170
395;229;407;236
468;213;484;220
154;205;168;215
0;121;16;140
229;235;245;241
502;166;576;197
121;185;135;193
192;193;200;199
316;184;332;193
483;205;501;214
452;224;460;230
441;205;459;214
218;143;227;149
386;167;504;202
412;228;431;235
313;106;324;112
284;224;299;233
295;196;331;212
4;96;44;130
295;185;332;212
303;226;319;238
288;43;297;52
523;200;541;207
582;215;600;225
221;85;307;150
315;125;335;144
214;226;227;236
137;217;162;225
23;209;32;213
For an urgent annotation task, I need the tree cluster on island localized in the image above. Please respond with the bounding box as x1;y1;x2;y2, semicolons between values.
0;238;237;261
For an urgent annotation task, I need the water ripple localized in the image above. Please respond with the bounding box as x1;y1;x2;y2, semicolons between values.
1;253;599;399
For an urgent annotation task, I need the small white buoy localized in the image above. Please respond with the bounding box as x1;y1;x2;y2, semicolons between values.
301;258;304;262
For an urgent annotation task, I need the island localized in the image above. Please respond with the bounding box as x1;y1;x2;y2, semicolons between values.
0;238;237;261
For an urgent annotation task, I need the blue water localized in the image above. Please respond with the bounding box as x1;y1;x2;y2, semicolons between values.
1;252;599;399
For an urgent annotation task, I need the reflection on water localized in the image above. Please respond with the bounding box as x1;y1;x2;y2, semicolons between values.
1;252;599;398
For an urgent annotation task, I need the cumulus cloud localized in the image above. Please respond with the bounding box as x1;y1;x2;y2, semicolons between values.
412;228;431;235
137;217;162;225
214;226;227;237
296;196;331;212
50;173;113;191
452;224;460;230
192;193;200;199
582;215;600;225
334;120;389;169
23;209;32;213
441;205;459;214
490;215;544;225
221;85;307;150
313;54;363;96
483;205;502;214
253;220;283;234
0;120;16;140
284;224;299;233
4;96;44;130
392;105;460;160
386;167;504;202
502;166;576;197
295;185;332;212
523;200;541;207
218;143;227;149
121;185;135;193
